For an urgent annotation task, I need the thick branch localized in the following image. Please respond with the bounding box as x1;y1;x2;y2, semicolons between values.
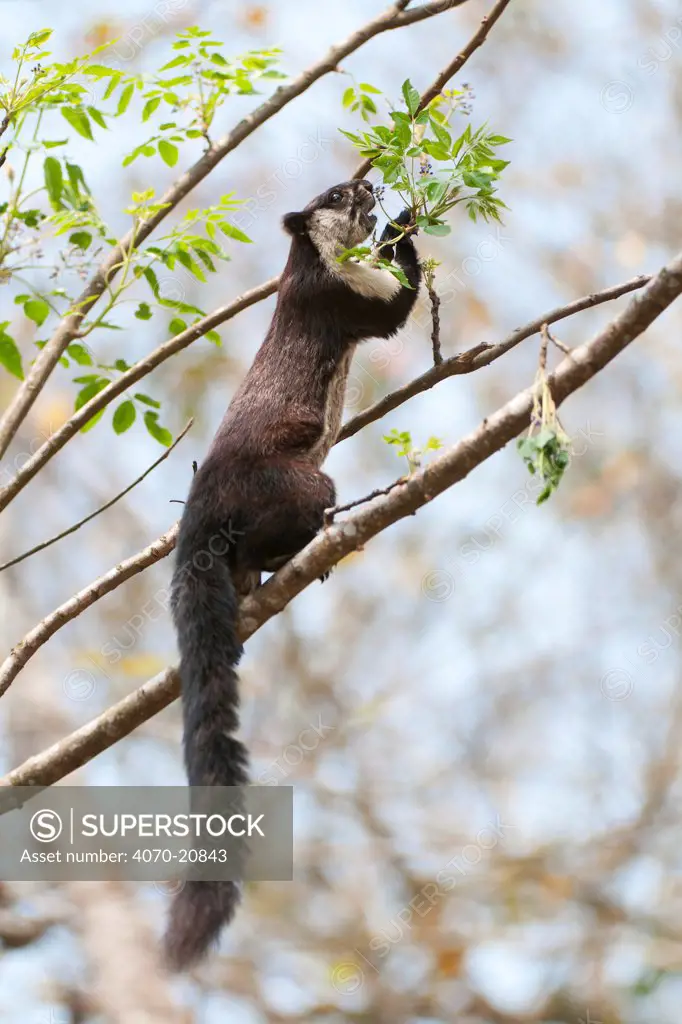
4;250;681;789
0;0;469;461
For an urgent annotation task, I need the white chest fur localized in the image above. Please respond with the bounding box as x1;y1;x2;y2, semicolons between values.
308;209;401;302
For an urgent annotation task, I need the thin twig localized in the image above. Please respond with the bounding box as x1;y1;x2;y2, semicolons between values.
0;420;193;573
324;478;407;524
417;0;513;109
0;112;10;167
427;279;442;365
3;249;682;787
338;274;651;442
0;0;470;462
539;323;549;375
543;321;573;355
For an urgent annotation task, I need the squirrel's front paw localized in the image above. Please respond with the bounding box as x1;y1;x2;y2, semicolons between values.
379;209;418;257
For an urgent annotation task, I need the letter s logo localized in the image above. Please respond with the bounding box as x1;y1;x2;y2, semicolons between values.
30;809;63;843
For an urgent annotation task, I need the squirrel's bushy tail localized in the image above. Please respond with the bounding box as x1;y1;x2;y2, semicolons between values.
163;516;249;971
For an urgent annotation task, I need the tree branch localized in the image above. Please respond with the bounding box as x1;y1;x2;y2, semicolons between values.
338;273;651;442
0;273;653;695
0;419;192;573
0;269;651;514
0;526;178;699
0;0;470;461
0;278;278;513
4;250;681;790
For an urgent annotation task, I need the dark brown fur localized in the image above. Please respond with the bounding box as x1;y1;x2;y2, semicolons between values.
164;180;420;969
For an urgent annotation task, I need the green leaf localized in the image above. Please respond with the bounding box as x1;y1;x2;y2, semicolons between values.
463;170;494;189
87;106;108;130
169;317;187;336
134;392;160;408
206;329;222;345
103;72;122;101
142;266;160;298
142;96;162;121
116;83;135;116
360;82;381;94
516;437;538;460
75;378;108;412
534;427;557;449
160;54;191;71
342;86;355;108
24;298;50;326
0;326;23;380
424;222;451;236
430;118;452;149
81;408;106;433
401;79;420;116
83;63;116;78
425;179;448;204
61;107;94;141
144;411;172;447
158;139;179;166
135;302;153;321
27;28;52;47
43;156;63;206
69;230;92;250
66;342;93;366
219;221;252;243
422;139;450;161
65;161;89;195
43;139;68;149
113;400;136;434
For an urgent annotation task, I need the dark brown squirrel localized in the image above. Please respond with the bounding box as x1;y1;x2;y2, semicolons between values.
164;179;420;969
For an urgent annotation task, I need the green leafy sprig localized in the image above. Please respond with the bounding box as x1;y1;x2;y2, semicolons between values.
517;327;571;505
340;78;511;235
384;428;443;474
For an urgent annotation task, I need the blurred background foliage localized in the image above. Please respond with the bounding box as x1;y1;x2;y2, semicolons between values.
1;0;682;1021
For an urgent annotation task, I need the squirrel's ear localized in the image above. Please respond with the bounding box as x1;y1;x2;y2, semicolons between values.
282;211;309;236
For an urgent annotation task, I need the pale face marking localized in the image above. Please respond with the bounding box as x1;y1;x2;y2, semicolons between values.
308;208;401;302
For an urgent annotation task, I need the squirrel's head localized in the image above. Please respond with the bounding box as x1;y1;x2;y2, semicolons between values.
283;180;376;252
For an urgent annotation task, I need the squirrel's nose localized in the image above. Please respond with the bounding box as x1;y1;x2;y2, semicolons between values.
358;179;373;194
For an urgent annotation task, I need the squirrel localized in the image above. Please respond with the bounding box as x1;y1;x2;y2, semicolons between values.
164;179;420;969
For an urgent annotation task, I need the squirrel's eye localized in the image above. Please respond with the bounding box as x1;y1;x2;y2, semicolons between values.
329;190;343;204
